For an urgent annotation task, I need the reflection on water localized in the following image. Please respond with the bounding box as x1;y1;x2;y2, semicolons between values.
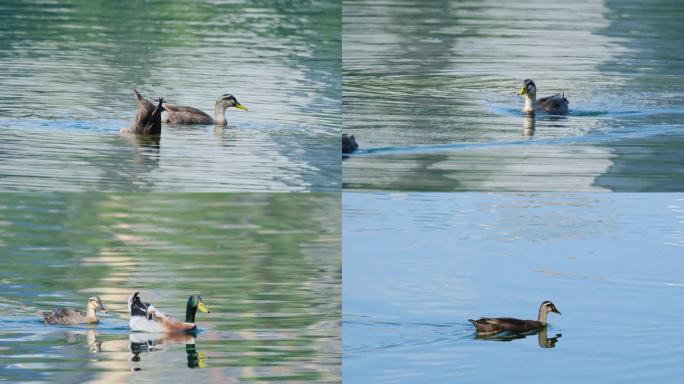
475;330;562;349
343;0;684;191
129;333;205;369
343;193;684;382
0;193;341;383
0;0;340;191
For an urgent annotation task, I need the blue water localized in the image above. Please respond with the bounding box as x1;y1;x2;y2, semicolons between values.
343;193;684;383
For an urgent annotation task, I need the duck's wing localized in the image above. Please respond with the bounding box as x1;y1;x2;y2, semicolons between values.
145;306;196;332
40;308;85;324
162;103;209;116
536;94;569;114
469;317;502;333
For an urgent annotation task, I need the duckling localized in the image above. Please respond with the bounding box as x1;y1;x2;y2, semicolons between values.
342;134;358;154
128;292;210;333
517;79;569;115
121;89;164;135
469;301;561;334
161;94;247;126
39;296;107;325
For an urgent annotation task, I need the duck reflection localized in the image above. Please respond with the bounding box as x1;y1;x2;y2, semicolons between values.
63;329;102;352
523;116;536;137
119;133;161;170
129;332;206;368
474;329;562;348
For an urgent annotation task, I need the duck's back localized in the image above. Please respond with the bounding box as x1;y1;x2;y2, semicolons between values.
130;308;196;332
162;103;214;124
470;317;543;333
40;308;86;325
536;94;569;115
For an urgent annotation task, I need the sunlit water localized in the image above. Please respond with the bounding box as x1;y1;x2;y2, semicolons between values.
343;193;684;383
0;193;340;383
0;0;340;191
342;0;684;191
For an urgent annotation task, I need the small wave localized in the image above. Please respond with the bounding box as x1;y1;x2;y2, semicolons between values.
347;124;684;157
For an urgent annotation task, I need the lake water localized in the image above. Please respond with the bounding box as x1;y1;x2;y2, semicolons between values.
343;193;684;383
342;0;684;191
0;0;340;191
0;193;340;383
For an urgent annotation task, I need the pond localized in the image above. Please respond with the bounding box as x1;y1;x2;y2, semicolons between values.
0;193;340;383
343;193;684;382
0;0;340;191
342;0;684;191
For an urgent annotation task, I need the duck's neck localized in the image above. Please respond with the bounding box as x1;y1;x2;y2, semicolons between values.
85;306;98;323
185;303;197;323
214;105;228;127
537;307;549;325
523;95;536;114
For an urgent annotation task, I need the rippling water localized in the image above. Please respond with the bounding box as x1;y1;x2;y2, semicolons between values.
342;0;684;191
0;193;340;383
0;0;340;191
344;193;684;382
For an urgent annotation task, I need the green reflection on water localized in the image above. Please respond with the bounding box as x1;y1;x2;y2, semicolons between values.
0;193;340;383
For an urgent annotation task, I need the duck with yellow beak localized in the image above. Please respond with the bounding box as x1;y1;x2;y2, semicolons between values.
162;94;248;126
517;79;569;115
129;292;210;333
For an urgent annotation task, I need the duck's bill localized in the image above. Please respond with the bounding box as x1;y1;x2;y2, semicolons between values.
553;309;561;315
197;302;210;313
517;86;527;96
235;103;248;111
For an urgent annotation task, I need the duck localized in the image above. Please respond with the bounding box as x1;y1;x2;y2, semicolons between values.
121;89;165;135
39;296;107;325
342;134;358;154
128;292;210;333
469;301;561;334
517;79;569;115
161;94;247;126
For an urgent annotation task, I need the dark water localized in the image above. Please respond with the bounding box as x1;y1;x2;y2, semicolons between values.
342;0;684;191
0;193;340;383
344;193;684;383
0;0;340;191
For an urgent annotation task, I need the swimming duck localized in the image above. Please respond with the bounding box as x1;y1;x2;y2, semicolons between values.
469;301;561;334
517;79;569;115
342;134;358;154
121;89;164;135
39;296;107;325
161;94;247;126
128;292;210;333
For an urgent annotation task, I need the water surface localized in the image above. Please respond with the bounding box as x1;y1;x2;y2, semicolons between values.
0;0;340;191
343;0;684;191
344;193;684;382
0;193;340;383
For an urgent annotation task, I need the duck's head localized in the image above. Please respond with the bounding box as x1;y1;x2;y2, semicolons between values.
215;94;247;111
88;296;107;313
518;79;536;97
188;295;210;314
540;300;561;315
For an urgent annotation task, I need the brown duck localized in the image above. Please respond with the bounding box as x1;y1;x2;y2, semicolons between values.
39;296;107;325
121;89;164;135
469;301;561;334
161;94;247;126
